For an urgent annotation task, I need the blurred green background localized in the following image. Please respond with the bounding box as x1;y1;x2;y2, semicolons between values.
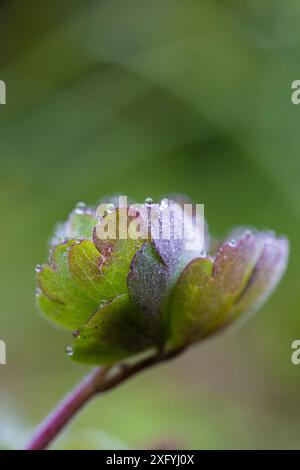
0;0;300;450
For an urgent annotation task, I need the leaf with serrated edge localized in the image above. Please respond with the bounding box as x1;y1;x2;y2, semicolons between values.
71;294;153;365
67;234;142;304
67;208;144;303
169;232;265;348
36;241;96;329
66;210;97;239
53;208;97;243
231;234;289;321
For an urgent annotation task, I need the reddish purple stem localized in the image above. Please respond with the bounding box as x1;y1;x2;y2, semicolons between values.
25;348;184;450
25;367;108;450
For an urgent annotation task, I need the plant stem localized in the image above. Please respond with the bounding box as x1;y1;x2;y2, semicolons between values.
25;348;184;450
25;366;109;451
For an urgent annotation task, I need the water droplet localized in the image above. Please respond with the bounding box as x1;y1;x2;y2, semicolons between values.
228;239;237;247
74;202;87;215
105;203;115;214
65;346;74;357
72;329;81;338
35;264;43;273
160;198;169;209
144;197;153;207
99;299;107;307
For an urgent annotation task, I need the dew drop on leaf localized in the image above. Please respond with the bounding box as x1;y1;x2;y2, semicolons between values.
35;264;43;273
144;197;153;207
106;203;115;214
160;198;169;209
65;346;74;356
76;202;86;209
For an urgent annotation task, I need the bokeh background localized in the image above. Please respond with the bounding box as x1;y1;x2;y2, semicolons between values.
0;0;300;450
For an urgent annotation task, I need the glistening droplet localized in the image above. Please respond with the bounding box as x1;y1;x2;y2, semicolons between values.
145;197;153;207
76;201;86;209
160;198;169;209
107;203;115;213
65;346;74;357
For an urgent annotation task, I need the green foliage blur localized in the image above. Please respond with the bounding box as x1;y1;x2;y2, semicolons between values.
0;0;299;449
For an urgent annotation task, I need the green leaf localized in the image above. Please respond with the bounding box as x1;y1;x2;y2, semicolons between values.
53;206;97;243
68;208;144;302
67;239;116;303
37;207;147;361
36;198;289;366
231;234;289;321
169;233;264;348
71;294;153;365
36;241;96;329
67;231;142;304
66;210;97;239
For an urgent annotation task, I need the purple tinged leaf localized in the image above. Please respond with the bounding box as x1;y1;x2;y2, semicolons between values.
212;231;264;298
127;243;169;346
169;231;289;348
128;243;168;318
152;198;206;274
128;198;208;323
231;233;289;320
